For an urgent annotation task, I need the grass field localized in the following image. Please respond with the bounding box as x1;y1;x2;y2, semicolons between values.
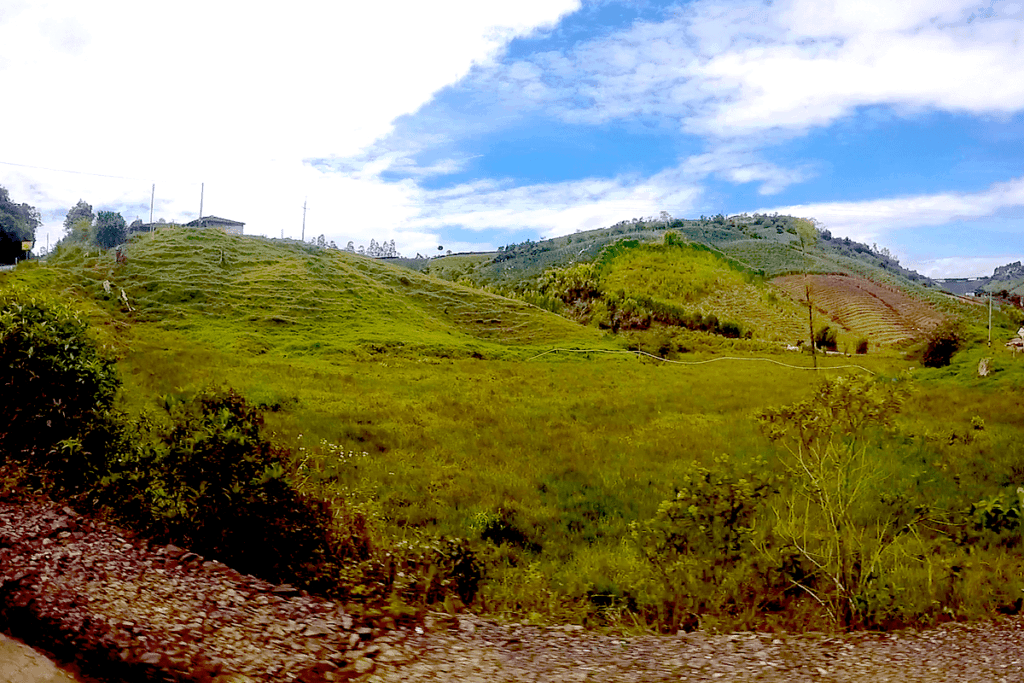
6;228;1024;632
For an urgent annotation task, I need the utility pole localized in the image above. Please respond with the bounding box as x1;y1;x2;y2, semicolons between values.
806;282;817;369
199;183;204;223
989;293;993;346
150;184;155;225
301;198;307;242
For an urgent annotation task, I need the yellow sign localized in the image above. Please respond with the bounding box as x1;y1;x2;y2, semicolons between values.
21;241;33;251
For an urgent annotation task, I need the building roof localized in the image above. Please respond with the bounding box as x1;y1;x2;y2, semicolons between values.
185;216;245;227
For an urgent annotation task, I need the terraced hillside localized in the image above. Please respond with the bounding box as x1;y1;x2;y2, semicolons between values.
772;273;944;346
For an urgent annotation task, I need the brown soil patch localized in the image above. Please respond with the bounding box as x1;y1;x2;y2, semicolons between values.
771;274;944;346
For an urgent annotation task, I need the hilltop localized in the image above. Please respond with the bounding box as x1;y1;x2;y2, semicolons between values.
400;213;930;286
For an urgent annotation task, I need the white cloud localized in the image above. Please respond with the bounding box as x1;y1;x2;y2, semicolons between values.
408;165;703;240
681;147;815;195
1;0;581;253
759;176;1024;243
478;0;1024;138
908;256;1022;279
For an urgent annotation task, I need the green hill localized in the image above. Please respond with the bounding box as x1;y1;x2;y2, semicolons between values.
406;213;931;290
593;239;810;342
43;228;606;359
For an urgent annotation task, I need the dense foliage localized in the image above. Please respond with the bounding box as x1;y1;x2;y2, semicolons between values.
922;320;965;368
63;199;95;235
0;290;120;481
0;186;39;264
94;211;128;249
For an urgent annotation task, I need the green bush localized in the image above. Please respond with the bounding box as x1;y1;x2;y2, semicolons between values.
855;338;869;354
141;389;367;584
720;320;743;338
0;290;121;483
922;320;964;368
631;456;776;630
814;324;838;351
921;321;966;368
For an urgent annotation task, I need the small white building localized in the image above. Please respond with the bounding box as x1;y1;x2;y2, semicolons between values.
185;216;245;235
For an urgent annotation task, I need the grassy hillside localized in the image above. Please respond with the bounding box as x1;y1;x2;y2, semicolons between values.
596;240;809;342
45;228;606;359
395;214;967;349
406;213;930;290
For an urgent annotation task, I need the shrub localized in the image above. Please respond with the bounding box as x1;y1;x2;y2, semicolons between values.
922;320;964;368
856;338;869;354
94;211;127;249
814;324;838;351
0;290;121;483
631;456;776;630
720;320;742;339
759;376;920;627
663;230;685;247
143;389;368;583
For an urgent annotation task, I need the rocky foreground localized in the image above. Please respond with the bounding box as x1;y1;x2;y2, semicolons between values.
3;500;1024;682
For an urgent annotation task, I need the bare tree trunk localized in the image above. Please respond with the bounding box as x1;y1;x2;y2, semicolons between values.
806;281;817;369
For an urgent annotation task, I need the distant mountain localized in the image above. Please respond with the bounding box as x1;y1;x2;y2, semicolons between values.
993;261;1024;281
940;261;1024;297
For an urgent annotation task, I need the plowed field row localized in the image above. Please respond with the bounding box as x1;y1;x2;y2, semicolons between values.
772;273;944;345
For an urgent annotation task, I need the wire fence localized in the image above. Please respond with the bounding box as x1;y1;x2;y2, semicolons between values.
526;347;877;374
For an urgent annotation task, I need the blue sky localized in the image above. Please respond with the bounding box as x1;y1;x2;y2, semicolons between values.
3;0;1023;276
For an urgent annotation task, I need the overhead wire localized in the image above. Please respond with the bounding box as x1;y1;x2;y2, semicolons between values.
526;347;876;374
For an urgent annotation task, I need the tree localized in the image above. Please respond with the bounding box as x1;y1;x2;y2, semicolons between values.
795;218;819;369
94;211;127;249
0;186;40;264
345;241;355;252
63;200;94;235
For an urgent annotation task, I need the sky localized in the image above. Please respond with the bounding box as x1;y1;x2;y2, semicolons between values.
1;0;1022;278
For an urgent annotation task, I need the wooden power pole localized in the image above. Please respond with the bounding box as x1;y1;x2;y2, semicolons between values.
989;293;993;346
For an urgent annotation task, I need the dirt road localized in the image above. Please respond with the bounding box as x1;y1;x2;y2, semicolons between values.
0;634;80;683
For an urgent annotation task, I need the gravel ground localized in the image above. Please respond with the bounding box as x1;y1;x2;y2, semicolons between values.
3;500;1024;683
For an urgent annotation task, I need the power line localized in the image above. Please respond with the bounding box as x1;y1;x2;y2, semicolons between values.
0;159;151;182
0;159;200;185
